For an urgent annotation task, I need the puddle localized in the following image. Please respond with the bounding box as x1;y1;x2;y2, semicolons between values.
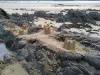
0;43;10;60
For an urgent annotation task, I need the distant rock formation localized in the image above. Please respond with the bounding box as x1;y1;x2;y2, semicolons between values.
67;9;96;25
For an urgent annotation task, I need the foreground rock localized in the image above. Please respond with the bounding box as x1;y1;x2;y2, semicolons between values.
5;38;27;51
4;39;100;75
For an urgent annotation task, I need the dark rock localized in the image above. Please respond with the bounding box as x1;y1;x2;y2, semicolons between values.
88;12;100;21
34;11;47;18
56;13;68;23
94;70;100;75
0;8;9;19
67;9;96;25
63;66;83;75
17;49;29;61
0;31;15;41
84;55;100;69
5;38;27;51
0;22;15;41
3;54;17;63
59;52;83;60
10;13;34;27
4;38;100;75
57;60;95;75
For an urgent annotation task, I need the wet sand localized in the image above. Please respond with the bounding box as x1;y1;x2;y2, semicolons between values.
2;63;29;75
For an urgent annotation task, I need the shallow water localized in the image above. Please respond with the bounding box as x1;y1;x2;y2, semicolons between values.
0;43;10;60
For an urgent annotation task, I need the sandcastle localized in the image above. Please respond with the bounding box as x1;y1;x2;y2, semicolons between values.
44;22;51;34
63;38;75;50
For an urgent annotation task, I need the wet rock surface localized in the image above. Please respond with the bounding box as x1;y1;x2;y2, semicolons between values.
4;39;100;75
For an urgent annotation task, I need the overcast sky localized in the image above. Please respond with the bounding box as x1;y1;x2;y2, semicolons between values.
0;1;100;4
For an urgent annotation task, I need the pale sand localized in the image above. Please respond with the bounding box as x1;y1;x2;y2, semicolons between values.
2;63;29;75
19;29;86;55
3;6;100;14
1;3;100;14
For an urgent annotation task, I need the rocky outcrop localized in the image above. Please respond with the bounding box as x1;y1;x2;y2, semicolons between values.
34;11;47;18
67;9;96;25
5;38;27;51
10;13;34;27
57;60;96;75
34;10;96;25
4;39;100;75
0;8;9;19
88;12;100;21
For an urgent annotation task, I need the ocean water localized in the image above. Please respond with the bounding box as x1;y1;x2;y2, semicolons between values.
0;43;10;60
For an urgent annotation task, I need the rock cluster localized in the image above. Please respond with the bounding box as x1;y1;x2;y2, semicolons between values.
10;13;34;27
4;39;100;75
88;12;100;21
34;10;96;25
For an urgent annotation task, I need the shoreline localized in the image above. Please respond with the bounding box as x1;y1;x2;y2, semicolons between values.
2;6;100;15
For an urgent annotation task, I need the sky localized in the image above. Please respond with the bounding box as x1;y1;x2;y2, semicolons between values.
0;1;100;4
